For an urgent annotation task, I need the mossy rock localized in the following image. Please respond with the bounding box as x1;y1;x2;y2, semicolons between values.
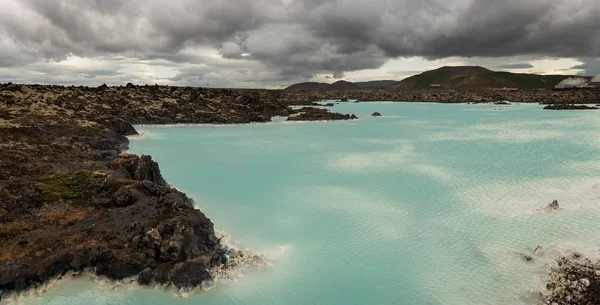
36;170;103;201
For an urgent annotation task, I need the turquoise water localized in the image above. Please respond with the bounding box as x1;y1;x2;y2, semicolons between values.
20;103;600;305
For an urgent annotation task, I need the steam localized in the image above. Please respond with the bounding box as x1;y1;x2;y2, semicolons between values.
592;75;600;83
555;77;590;89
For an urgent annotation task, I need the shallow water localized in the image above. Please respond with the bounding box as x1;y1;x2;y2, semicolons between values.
19;102;600;305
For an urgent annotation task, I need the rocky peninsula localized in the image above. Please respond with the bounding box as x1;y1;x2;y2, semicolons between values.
0;83;306;299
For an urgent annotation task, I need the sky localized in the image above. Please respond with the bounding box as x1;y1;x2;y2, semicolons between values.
0;0;599;88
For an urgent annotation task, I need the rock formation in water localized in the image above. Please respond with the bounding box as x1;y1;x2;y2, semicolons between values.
546;200;560;211
541;254;600;305
287;107;358;121
371;112;382;117
543;104;599;110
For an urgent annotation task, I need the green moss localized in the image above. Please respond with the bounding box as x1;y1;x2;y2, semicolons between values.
36;170;102;201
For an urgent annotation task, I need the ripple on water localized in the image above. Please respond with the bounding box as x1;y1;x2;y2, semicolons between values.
26;103;600;305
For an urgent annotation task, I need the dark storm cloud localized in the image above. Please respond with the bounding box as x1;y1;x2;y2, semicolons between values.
0;0;599;86
497;63;535;70
573;59;600;77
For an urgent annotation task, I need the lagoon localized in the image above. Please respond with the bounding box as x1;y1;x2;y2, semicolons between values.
22;102;600;305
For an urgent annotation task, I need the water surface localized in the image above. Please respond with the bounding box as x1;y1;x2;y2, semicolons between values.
22;103;600;305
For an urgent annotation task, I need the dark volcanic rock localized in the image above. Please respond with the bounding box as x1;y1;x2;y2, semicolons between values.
286;107;358;121
168;260;213;290
547;200;560;211
278;88;600;105
97;117;138;136
0;84;297;296
134;155;168;186
0;153;222;294
542;255;600;305
371;112;382;117
543;104;599;110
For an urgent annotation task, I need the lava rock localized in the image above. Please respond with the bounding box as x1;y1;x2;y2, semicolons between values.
544;104;599;110
547;200;560;211
286;107;358;121
168;260;213;290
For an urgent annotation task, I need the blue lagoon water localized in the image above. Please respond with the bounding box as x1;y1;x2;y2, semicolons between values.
20;103;600;305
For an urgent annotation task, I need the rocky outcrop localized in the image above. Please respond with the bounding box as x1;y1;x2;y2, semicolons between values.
0;84;298;297
371;112;382;117
543;104;599;110
546;200;560;211
541;254;600;305
287;107;358;121
0;154;224;294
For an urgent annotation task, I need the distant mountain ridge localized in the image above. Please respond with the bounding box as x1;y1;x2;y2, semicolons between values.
285;66;574;91
285;80;397;91
391;66;570;90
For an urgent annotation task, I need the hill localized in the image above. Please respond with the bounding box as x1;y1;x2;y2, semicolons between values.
354;80;398;89
286;80;358;91
391;66;570;90
285;80;396;91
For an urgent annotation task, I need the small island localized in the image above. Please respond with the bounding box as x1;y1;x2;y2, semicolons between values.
543;104;599;110
287;107;358;121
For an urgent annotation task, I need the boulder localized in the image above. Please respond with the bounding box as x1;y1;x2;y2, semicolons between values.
371;112;382;117
135;155;167;186
137;268;153;285
168;260;213;290
547;200;560;211
160;238;183;261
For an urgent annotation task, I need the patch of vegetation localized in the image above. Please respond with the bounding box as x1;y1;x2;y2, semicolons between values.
36;170;102;201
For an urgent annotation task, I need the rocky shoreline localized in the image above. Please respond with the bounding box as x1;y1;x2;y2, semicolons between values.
0;83;303;299
280;88;600;105
541;254;600;304
1;83;598;303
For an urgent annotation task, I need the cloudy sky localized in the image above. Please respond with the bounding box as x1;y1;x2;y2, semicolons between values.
0;0;599;88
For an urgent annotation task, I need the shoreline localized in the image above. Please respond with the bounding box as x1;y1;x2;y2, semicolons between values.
1;83;599;304
0;84;297;299
1;231;269;304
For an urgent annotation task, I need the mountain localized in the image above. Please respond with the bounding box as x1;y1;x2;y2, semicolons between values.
330;80;359;90
285;80;395;90
285;80;357;91
354;80;398;89
391;66;570;90
284;82;334;91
